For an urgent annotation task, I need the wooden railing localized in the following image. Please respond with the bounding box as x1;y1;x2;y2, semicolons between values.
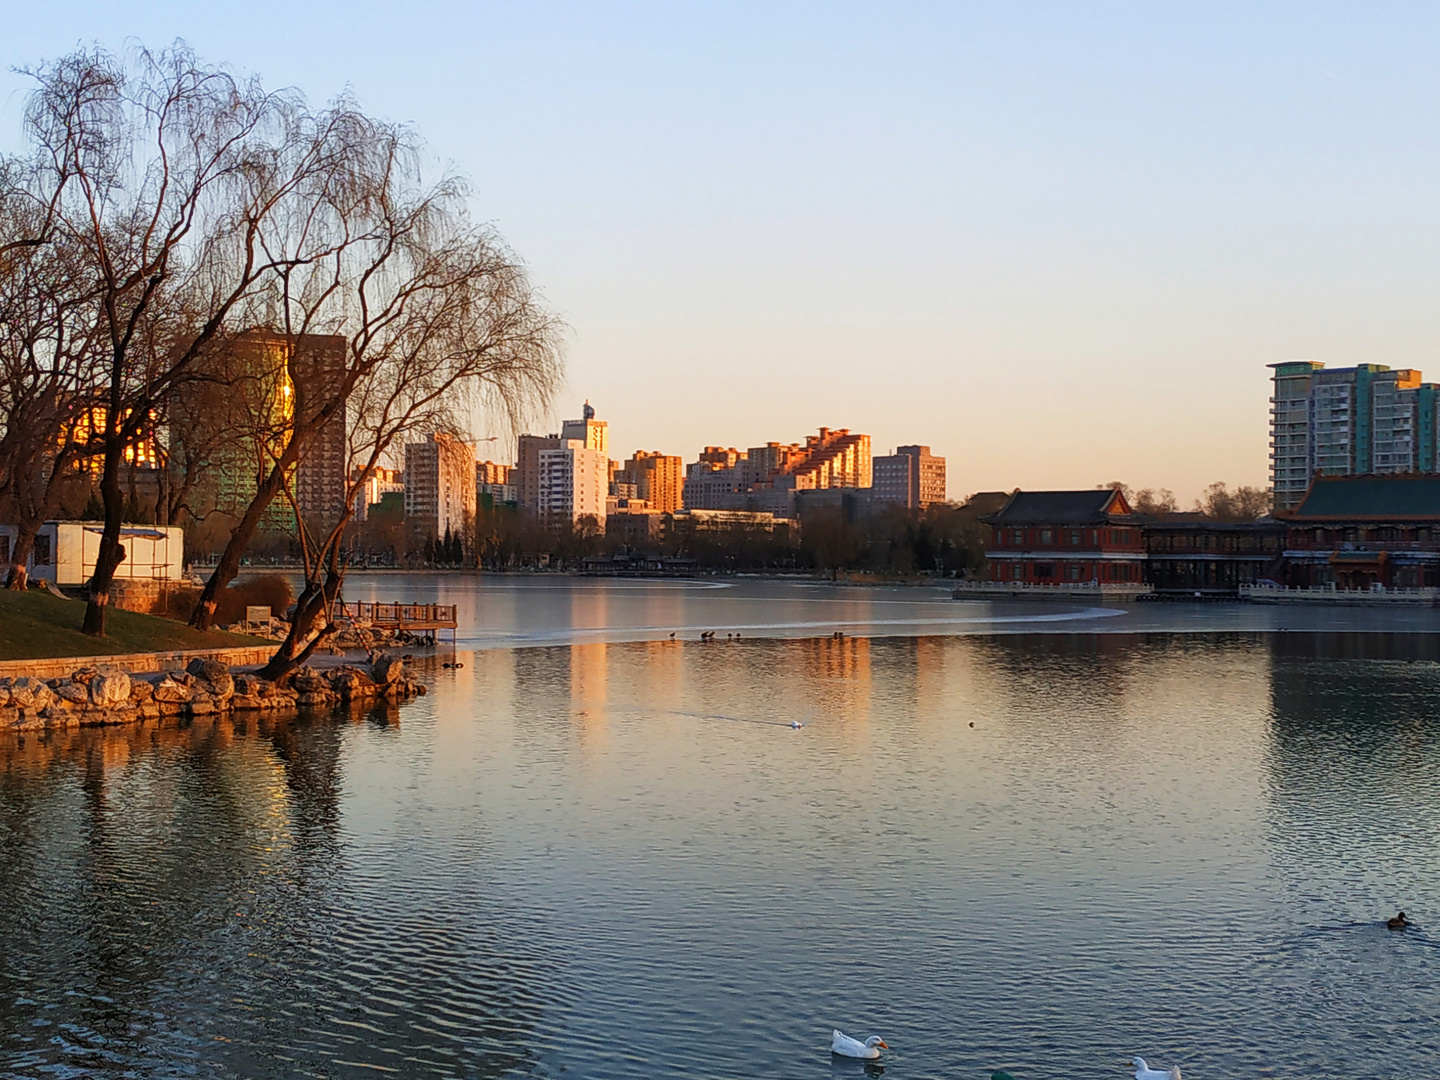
337;601;458;629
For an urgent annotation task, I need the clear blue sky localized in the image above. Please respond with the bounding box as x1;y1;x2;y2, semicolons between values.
6;2;1440;502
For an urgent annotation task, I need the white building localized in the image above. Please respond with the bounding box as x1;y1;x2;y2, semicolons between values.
538;440;608;526
405;434;477;540
0;521;185;586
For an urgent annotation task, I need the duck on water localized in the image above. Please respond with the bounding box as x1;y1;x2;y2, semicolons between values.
831;1030;889;1059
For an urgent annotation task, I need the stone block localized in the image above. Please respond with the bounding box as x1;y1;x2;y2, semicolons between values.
152;677;190;704
55;681;92;705
89;673;132;708
129;680;154;705
7;677;55;711
371;655;406;685
187;657;235;699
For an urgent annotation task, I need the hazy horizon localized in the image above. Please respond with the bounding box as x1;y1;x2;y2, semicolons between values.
7;3;1440;504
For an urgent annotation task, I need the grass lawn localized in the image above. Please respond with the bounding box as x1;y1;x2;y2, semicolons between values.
0;589;268;661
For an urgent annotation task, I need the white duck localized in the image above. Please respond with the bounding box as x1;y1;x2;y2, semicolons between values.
1132;1057;1181;1080
832;1030;889;1059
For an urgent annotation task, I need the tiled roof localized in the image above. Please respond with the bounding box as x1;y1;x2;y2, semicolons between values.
984;489;1130;525
1290;474;1440;520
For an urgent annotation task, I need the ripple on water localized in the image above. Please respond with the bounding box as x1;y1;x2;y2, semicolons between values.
2;630;1440;1078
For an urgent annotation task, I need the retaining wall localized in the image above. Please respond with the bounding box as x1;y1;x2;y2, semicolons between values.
0;646;276;682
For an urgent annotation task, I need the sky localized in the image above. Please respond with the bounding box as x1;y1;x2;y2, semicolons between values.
5;2;1440;504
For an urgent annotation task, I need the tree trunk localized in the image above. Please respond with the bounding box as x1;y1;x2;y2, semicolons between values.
190;448;302;630
4;521;39;591
83;436;127;636
256;565;344;683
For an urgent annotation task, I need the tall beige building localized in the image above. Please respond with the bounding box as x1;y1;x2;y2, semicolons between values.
405;433;476;541
872;445;946;508
538;440;608;525
561;401;608;454
682;428;872;513
619;451;684;513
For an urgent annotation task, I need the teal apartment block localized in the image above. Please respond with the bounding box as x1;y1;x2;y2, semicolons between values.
1270;361;1440;511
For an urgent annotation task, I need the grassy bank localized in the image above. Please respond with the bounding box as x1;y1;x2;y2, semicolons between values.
0;590;266;661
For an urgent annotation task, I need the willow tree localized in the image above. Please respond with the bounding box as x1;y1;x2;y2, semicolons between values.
13;45;372;634
252;207;562;679
185;119;562;639
0;159;104;587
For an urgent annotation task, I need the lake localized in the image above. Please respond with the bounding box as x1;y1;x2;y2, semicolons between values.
2;577;1438;1079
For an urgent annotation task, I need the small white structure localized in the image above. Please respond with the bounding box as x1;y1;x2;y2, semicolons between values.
0;521;185;586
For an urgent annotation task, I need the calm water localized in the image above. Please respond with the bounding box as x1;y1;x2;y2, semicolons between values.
3;579;1440;1079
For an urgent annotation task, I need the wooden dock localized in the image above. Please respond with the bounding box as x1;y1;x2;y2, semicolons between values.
337;601;458;640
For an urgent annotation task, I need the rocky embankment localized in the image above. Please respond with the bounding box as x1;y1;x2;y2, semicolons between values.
0;655;426;733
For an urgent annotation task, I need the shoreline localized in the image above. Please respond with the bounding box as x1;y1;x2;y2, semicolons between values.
1;655;426;735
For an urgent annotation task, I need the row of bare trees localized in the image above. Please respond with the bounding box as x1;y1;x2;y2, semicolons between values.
1100;480;1271;520
0;44;562;679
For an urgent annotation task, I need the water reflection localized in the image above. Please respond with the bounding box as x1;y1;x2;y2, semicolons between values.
5;620;1440;1078
0;713;559;1079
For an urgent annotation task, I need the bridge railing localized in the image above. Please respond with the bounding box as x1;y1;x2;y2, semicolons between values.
337;601;458;627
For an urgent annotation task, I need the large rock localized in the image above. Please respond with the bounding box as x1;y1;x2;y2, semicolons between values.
328;667;377;699
371;655;406;685
129;680;154;705
151;675;191;704
0;684;10;708
186;657;235;699
233;673;274;698
89;672;132;708
290;668;330;695
8;677;55;711
55;680;92;706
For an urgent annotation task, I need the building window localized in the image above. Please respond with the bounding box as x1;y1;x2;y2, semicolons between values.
1070;530;1081;545
1040;529;1052;545
34;534;51;566
1012;530;1024;545
1035;563;1055;579
1068;564;1081;581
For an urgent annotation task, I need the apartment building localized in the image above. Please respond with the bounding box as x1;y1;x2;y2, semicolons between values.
538;440;608;525
618;451;684;513
405;434;476;541
1270;361;1440;511
681;428;872;515
872;445;946;508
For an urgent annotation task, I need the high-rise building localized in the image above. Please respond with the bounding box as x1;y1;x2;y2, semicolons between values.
290;335;349;528
682;428;871;515
351;466;403;522
1269;362;1440;511
515;433;561;512
193;331;348;533
872;445;947;508
476;460;515;505
561;401;608;454
538;440;608;525
619;451;684;513
405;433;476;541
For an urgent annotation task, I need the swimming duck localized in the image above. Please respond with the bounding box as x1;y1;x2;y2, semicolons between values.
1388;911;1411;930
832;1030;889;1059
1131;1057;1181;1080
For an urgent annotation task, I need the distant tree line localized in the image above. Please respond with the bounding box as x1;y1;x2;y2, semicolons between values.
1100;480;1271;520
470;500;992;577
